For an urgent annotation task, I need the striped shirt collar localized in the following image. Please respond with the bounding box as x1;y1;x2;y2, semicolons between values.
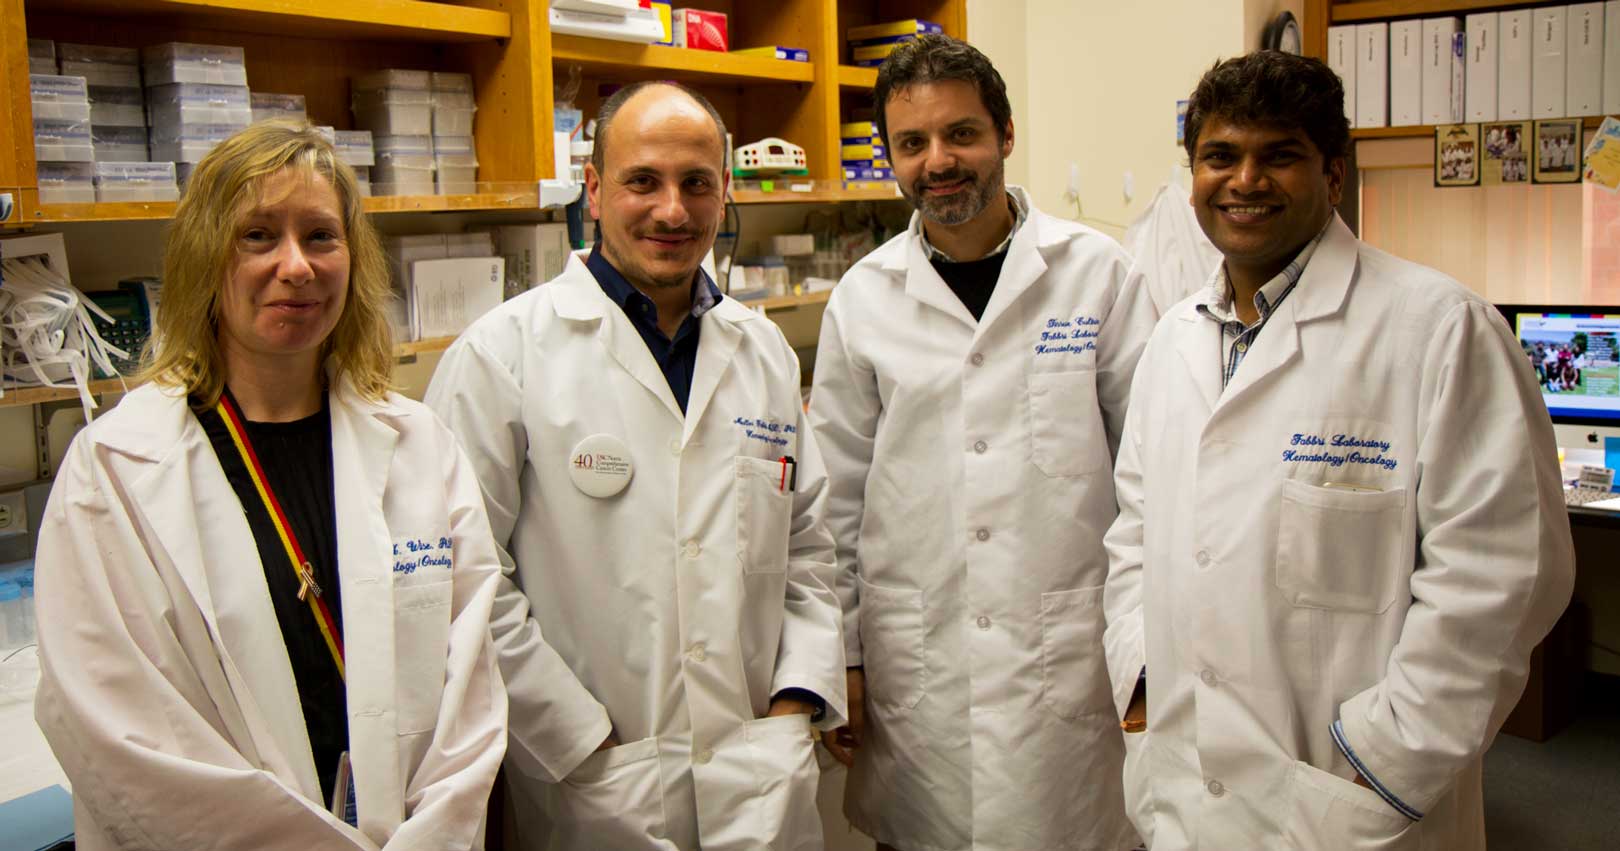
1198;216;1332;326
920;188;1028;263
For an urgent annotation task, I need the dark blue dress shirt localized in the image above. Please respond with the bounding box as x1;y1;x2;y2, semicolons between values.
586;244;723;413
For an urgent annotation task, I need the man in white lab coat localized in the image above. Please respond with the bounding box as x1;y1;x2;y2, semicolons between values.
810;35;1155;851
425;81;846;851
1103;52;1575;850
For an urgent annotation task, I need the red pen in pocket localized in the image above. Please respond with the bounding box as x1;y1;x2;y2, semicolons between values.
778;455;797;493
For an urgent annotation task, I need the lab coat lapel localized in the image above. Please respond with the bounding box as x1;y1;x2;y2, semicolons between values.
896;221;978;328
1173;293;1225;415
328;386;405;831
116;388;324;802
975;189;1051;335
553;256;685;425
684;298;751;444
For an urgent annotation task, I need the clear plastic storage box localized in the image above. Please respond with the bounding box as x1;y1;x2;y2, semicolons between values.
92;125;150;162
88;85;147;126
432;135;478;195
250;92;307;125
29;75;92;122
95;161;179;202
149;122;243;163
34;118;94;162
142;42;248;87
354;166;372;197
333;130;376;167
431;90;476;136
351;70;432;136
373;135;435;195
147;83;251;128
28;38;55;73
59;43;141;88
37;162;96;204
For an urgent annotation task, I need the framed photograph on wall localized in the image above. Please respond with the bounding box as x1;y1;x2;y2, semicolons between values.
1482;121;1531;185
1532;119;1583;184
1434;124;1481;187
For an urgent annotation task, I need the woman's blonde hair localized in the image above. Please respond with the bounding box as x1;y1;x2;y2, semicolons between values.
140;121;394;406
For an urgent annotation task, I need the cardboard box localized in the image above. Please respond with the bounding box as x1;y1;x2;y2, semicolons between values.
673;9;728;52
497;223;571;299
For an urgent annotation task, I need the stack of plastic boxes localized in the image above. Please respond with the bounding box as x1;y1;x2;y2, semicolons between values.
27;39;56;75
432;72;478;195
336;131;376;196
352;70;433;196
143;43;249;173
251;92;307;126
839;119;892;183
30;73;95;203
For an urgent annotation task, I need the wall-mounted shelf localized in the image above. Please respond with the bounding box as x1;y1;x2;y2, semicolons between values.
838;65;878;91
19;0;512;42
551;36;815;85
1352;115;1607;140
1329;0;1535;24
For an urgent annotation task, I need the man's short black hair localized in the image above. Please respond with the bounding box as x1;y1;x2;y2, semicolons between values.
1183;51;1351;169
874;34;1012;148
591;81;728;176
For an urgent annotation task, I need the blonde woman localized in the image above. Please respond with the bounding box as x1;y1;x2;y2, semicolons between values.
33;123;508;850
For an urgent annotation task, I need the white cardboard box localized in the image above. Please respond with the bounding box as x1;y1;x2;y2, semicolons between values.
1391;20;1424;126
1567;2;1606;116
496;223;570;299
1357;23;1389;128
1533;5;1568;119
1329;26;1358;127
1466;13;1499;122
410;257;504;340
1501;9;1534;119
1423;17;1462;124
1607;1;1620;114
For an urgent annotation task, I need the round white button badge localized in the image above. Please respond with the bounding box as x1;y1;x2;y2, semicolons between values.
569;434;634;498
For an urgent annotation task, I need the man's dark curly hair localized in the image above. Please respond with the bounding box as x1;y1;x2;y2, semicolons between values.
875;34;1013;148
1183;51;1351;170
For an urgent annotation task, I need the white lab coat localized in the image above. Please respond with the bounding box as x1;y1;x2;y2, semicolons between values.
1102;216;1575;850
808;187;1156;851
1119;181;1222;318
424;254;848;851
33;379;508;850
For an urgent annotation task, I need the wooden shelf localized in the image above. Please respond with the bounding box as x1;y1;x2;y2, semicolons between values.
753;288;834;312
26;191;544;223
1352;115;1606;140
1330;1;1532;23
732;183;903;204
19;0;511;41
838;65;878;91
551;36;816;85
0;336;459;408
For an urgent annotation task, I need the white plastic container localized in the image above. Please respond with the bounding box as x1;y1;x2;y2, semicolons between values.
431;90;477;136
431;71;473;93
149;122;243;163
28;39;55;76
354;166;372;197
34;118;94;162
352;90;432;136
95;161;180;202
59;44;142;88
29;75;92;122
88;84;146;126
355;69;432;91
432;134;478;194
146;83;251;128
333;130;375;166
92;124;150;162
250;92;307;125
36;162;96;204
373;134;436;196
142;42;248;87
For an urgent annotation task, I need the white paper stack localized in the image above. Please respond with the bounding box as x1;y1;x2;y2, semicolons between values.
1501;9;1534;120
1391;21;1424;126
1533;6;1568;119
1357;23;1389;128
1568;3;1606;116
410;257;505;340
1328;26;1357;127
1424;17;1462;124
1466;13;1499;122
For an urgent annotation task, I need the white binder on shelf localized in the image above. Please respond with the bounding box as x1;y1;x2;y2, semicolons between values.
1466;13;1499;122
1423;17;1461;124
1357;22;1389;128
1567;3;1606;116
1533;5;1568;119
1329;26;1358;127
1501;9;1534;120
1392;20;1424;126
1607;1;1620;114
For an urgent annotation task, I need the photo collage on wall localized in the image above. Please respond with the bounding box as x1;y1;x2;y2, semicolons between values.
1435;121;1592;187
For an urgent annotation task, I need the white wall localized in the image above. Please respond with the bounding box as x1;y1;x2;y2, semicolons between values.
965;0;1030;189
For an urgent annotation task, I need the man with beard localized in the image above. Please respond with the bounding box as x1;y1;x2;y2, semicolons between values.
426;81;846;850
809;34;1155;851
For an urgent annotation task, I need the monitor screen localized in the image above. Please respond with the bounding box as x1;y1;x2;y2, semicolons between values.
1496;304;1620;426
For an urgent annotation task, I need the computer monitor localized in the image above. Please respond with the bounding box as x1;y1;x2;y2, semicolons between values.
1496;304;1620;450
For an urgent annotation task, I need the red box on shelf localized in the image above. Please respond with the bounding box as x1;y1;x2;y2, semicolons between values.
673;8;728;52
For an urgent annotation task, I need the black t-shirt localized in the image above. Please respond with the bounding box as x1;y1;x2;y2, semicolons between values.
930;249;1009;322
196;391;347;804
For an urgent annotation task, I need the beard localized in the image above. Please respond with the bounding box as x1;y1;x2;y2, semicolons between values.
903;156;1005;226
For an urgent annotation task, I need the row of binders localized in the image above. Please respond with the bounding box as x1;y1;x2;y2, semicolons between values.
1329;3;1620;129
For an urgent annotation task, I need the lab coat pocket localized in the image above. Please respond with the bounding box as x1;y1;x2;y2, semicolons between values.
736;456;792;575
742;714;822;851
857;576;928;710
1285;760;1418;850
394;579;453;735
1276;480;1409;614
1037;585;1112;720
553;736;671;847
1028;370;1106;478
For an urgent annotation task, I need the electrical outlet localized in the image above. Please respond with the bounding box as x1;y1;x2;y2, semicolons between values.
0;490;25;538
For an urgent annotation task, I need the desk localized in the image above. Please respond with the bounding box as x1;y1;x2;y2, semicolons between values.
1569;504;1620;531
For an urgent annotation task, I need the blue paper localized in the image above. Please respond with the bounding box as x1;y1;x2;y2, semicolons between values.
1606;437;1620;491
0;785;72;851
